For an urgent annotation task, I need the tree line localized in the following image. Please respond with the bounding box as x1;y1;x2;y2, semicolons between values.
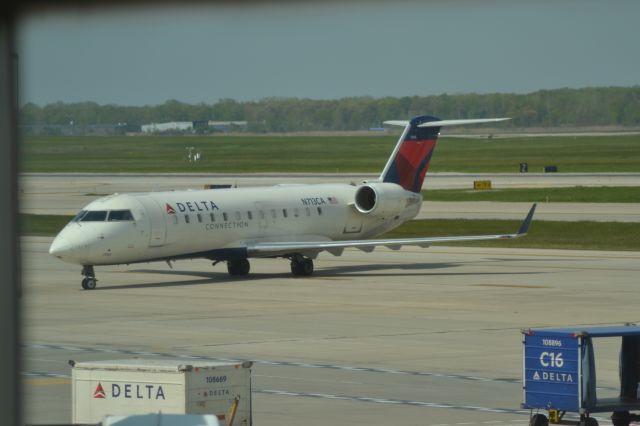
20;86;640;132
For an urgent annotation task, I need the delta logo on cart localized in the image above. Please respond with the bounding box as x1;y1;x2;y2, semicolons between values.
93;382;166;400
93;383;106;399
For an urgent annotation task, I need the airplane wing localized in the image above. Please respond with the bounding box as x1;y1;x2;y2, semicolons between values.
248;203;536;258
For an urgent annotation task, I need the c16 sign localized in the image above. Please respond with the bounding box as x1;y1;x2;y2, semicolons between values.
523;333;580;412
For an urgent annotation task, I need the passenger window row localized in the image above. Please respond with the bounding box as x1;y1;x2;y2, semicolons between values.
179;206;323;224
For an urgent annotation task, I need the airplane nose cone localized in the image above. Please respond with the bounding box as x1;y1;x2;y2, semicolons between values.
49;235;74;258
49;225;96;264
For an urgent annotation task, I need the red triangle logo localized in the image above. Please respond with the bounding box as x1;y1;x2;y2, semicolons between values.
165;203;176;215
93;382;106;399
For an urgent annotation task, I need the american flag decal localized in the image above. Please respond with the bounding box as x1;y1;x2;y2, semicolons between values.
328;196;338;204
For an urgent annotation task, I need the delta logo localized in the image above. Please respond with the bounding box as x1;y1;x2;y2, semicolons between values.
165;200;219;215
93;382;106;399
92;382;166;400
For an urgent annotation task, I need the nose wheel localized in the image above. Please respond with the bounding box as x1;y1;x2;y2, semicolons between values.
81;265;97;290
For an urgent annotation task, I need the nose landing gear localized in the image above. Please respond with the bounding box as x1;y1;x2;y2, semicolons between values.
81;265;97;290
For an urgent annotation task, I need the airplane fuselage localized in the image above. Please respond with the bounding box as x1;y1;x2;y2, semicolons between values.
51;183;422;266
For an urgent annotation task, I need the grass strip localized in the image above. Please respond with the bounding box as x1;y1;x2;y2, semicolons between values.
382;219;640;251
20;214;73;237
21;214;640;251
20;134;640;173
422;186;640;203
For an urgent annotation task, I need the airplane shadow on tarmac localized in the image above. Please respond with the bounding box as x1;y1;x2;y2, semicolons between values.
94;261;544;290
94;277;226;291
314;262;544;278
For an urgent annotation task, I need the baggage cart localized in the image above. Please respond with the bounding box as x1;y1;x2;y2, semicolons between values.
522;325;640;426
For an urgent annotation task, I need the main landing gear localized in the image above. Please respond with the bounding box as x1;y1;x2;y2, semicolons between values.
227;259;250;276
290;255;314;277
81;265;97;290
224;256;314;277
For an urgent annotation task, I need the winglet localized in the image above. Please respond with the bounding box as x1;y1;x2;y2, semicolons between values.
517;203;537;236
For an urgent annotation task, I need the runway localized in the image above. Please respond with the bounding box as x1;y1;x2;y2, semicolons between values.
22;236;640;425
19;173;640;221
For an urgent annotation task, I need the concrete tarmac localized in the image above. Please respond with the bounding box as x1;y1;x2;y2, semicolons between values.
22;236;640;425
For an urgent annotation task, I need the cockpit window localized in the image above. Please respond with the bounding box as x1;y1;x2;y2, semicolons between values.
72;210;88;222
80;210;107;221
108;210;134;221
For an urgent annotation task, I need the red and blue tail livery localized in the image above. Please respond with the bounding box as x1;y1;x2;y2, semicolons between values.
380;115;441;193
381;116;511;193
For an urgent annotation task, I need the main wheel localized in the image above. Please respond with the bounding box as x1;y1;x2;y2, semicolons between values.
529;414;549;426
291;260;302;276
291;258;314;276
81;277;97;290
301;258;314;276
612;411;631;426
227;259;250;276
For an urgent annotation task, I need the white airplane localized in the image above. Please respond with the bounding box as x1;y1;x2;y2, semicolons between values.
49;115;536;290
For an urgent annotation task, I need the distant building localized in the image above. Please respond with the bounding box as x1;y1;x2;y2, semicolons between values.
128;120;250;134
207;121;248;132
141;121;194;133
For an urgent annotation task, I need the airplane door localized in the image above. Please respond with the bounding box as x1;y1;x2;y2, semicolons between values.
343;209;363;234
137;196;167;247
255;202;268;235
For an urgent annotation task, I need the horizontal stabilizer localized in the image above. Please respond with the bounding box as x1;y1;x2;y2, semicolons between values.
383;118;510;128
418;118;511;127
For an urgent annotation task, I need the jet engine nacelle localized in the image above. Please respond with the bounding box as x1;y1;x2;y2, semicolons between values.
354;182;414;217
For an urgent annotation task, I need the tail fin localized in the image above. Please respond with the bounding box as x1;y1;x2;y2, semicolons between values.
380;116;510;193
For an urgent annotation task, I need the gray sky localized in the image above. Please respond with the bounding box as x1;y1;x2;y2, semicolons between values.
17;0;640;106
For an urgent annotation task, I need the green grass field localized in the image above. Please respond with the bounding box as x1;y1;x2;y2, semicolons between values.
20;214;72;236
20;134;640;173
22;214;640;251
382;219;640;251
